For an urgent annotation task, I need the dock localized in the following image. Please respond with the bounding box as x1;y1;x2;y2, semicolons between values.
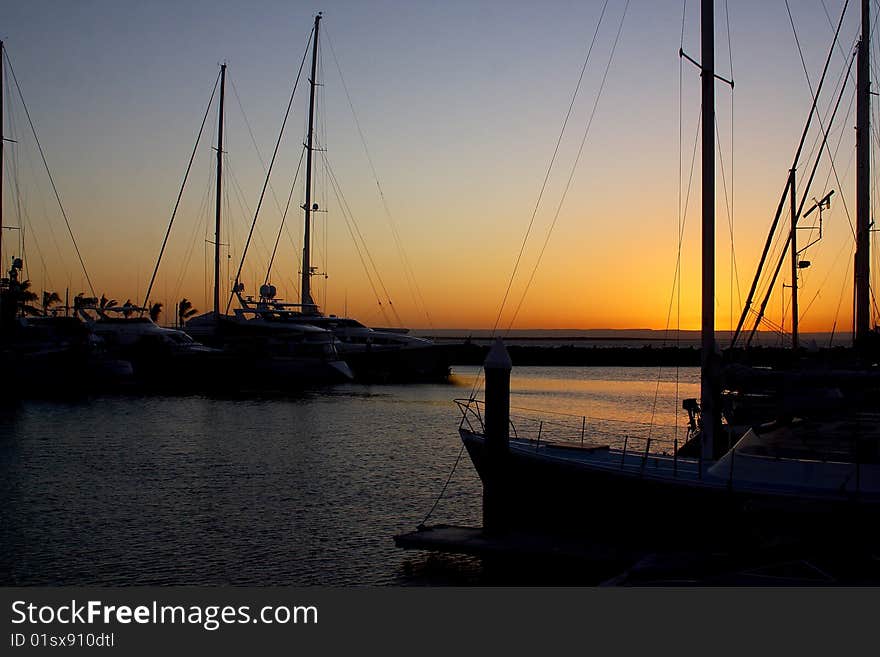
394;525;870;585
395;524;634;564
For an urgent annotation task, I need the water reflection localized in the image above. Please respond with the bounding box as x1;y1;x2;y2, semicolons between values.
0;366;698;585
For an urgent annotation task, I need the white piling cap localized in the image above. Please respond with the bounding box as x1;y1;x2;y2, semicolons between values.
484;337;512;370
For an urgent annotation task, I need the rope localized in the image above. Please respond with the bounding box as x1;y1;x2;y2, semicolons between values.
227;26;313;313
746;32;856;345
675;0;687;443
418;443;466;529
142;69;220;310
171;149;215;308
716;117;741;318
489;0;612;337
321;154;395;325
504;0;631;333
6;50;96;298
785;0;856;244
724;0;738;327
227;76;305;290
732;0;849;347
3;57;71;284
325;26;435;330
265;146;305;287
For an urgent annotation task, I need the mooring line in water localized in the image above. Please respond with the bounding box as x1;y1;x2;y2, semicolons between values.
419;443;466;529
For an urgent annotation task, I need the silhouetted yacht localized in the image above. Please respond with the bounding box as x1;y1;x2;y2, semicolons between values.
227;14;449;383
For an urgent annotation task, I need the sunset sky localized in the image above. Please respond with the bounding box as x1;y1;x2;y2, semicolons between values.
2;0;877;333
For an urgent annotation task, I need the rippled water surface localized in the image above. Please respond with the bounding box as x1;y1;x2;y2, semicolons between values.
0;366;698;585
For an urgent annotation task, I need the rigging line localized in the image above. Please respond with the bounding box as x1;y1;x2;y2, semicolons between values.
142;69;220;310
504;0;631;334
801;238;857;319
746;46;856;345
786;1;856;243
227;25;313;313
280;220;302;298
674;0;687;442
803;68;858;245
715;116;741;323
418;442;466;529
323;153;402;326
3;142;53;290
319;158;380;303
650;108;702;439
14;101;71;285
316;35;330;310
680;0;687;48
225;158;275;266
171;159;214;307
228;77;294;224
732;0;849;347
173;107;218;304
746;307;788;340
324;26;434;329
724;0;737;328
489;0;612;337
322;155;391;324
265;145;306;286
229;76;306;294
5;50;96;298
820;0;880;125
799;85;857;296
799;34;855;180
830;245;854;345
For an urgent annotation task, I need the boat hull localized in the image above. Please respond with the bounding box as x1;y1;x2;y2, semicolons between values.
341;344;451;383
461;429;880;549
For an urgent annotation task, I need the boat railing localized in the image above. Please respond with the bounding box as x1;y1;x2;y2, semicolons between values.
454;398;681;456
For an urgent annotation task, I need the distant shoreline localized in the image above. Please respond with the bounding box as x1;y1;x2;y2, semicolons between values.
416;328;849;349
442;342;857;367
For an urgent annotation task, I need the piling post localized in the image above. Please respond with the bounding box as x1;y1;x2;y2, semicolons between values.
483;337;512;536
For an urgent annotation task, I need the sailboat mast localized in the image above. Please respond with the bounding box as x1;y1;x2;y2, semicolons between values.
213;63;226;317
301;13;321;311
790;168;799;349
855;0;871;344
700;0;719;461
1;41;4;269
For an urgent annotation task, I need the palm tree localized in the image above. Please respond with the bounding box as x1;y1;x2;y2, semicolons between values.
177;298;197;327
99;294;118;312
42;291;62;315
9;279;41;316
149;302;163;322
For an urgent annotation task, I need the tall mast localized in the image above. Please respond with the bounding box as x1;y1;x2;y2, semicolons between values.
855;0;871;344
700;0;719;462
213;63;226;317
301;12;321;311
790;168;799;349
1;41;4;270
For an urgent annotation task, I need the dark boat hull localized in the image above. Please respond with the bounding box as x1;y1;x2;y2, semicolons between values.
461;430;880;550
341;344;451;383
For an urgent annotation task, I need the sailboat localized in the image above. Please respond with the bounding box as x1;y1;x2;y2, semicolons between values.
719;0;880;433
455;0;880;550
228;13;450;384
159;62;354;386
0;41;134;395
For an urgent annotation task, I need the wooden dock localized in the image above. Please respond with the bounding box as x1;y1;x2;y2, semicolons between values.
394;524;633;564
394;525;866;584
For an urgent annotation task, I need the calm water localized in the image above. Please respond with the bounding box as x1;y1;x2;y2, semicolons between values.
0;366;699;585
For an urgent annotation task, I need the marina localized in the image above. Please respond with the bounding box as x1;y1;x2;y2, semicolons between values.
0;366;689;586
4;0;880;593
